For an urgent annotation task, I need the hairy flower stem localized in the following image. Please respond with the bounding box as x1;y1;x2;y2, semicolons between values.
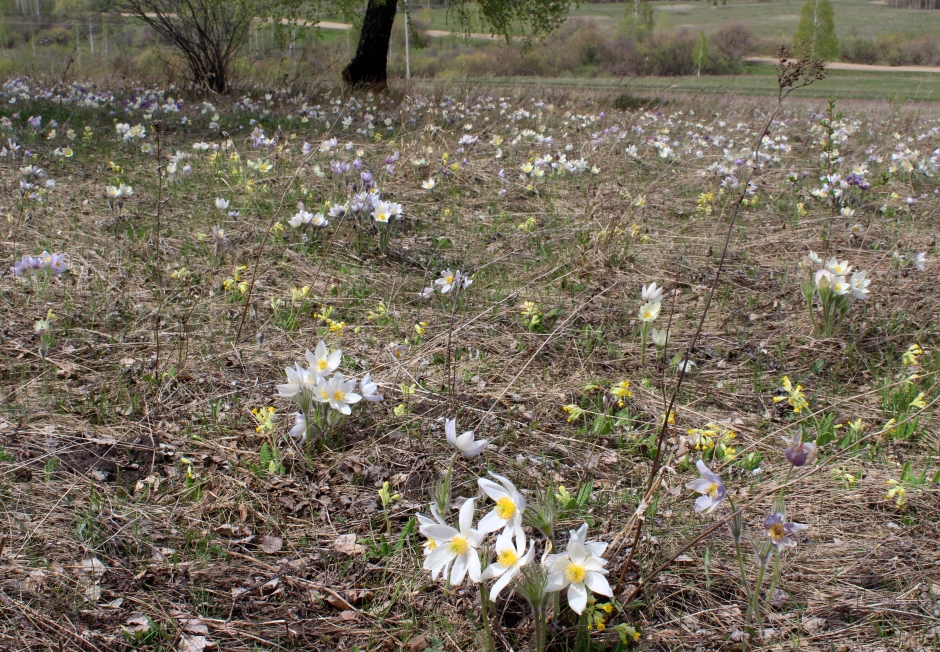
640;322;649;366
531;605;546;652
765;553;782;607
479;584;496;652
726;497;751;604
750;555;768;636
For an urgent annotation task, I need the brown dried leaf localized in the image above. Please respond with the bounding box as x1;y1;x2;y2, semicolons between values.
260;535;283;554
333;533;365;556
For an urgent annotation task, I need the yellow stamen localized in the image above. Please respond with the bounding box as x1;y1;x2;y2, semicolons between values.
497;548;518;567
768;523;786;541
495;496;516;520
449;535;469;556
565;563;587;584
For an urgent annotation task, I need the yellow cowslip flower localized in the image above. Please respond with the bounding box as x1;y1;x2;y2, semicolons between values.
222;278;236;291
797;202;807;217
327;319;346;333
414;321;427;336
237;281;249;294
634;196;646;207
517;217;536;233
251;406;276;434
910;392;927;409
290;286;310;305
366;302;387;321
272;222;285;234
696;192;714;216
393;403;407;417
902;344;923;366
773;376;809;414
610;380;632;407
563;404;585;423
659;410;675;426
885;480;907;509
171;268;191;279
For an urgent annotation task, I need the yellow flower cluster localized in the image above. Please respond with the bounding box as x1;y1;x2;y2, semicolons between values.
251;406;276;434
773;376;809;414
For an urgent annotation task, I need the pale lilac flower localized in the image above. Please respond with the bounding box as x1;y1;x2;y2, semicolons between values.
686;460;726;513
783;430;816;467
359;372;383;402
763;513;808;550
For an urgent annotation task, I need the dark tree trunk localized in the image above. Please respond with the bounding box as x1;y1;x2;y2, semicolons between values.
342;0;398;89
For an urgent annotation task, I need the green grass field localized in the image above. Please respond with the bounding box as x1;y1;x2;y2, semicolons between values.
408;0;940;40
450;63;940;102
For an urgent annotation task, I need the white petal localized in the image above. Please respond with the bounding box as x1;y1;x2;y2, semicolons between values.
455;431;475;451
545;571;568;593
458;497;476;534
445;418;457;447
420;524;458;540
488;472;517;493
424;544;454;573
462;440;488;457
489;568;514;600
477;511;506;535
450;554;468;586
478;478;509;502
466;551;482;583
584;571;613;597
567;582;588;614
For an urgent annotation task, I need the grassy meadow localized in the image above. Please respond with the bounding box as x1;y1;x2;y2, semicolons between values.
1;58;940;652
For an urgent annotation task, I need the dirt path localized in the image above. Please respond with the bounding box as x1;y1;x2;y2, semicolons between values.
745;56;940;73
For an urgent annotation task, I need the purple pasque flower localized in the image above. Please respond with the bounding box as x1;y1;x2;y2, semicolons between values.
783;429;817;467
762;513;808;550
40;251;68;275
686;460;727;513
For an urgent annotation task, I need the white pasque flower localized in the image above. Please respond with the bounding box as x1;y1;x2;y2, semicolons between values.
446;418;487;457
639;301;661;323
545;536;613;615
315;373;361;415
849;270;870;300
215;197;230;210
825;257;852;276
417;504;452;576
477;473;526;536
545;523;608;569
435;269;458;294
289;412;308;442
277;363;315;398
641;282;663;303
420;497;483;586
912;252;926;271
306;341;341;377
800;250;821;271
651;327;668;348
482;528;534;600
359;372;383;402
831;275;851;296
814;269;833;290
372;200;393;224
422;178;436;190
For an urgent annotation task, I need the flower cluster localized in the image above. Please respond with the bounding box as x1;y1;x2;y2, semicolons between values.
10;251;68;278
421;268;473;298
800;251;871;337
277;341;382;445
686;422;737;460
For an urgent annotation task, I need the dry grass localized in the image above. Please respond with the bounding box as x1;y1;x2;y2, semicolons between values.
0;79;939;652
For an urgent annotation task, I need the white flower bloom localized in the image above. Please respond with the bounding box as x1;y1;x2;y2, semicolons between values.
446;418;487;458
359;372;383;402
477;473;526;536
831;275;851;296
814;269;833;290
316;372;361;415
639;301;661;323
420;498;483;586
289;412;308;442
372;200;393;224
277;363;314;397
651;327;668;348
482;528;533;600
422;178;436;190
641;282;663;303
417;505;452;576
800;250;821;271
435;269;458;294
849;270;870;300
545;523;608;569
824;257;852;276
912;252;926;271
306;341;341;377
545;537;612;615
215;197;230;210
